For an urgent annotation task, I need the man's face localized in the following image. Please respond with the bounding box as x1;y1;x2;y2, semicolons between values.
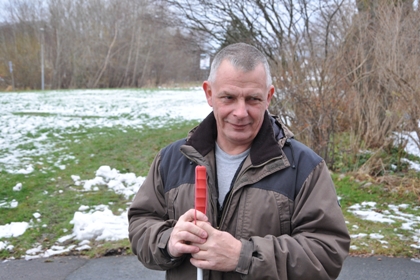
203;60;274;154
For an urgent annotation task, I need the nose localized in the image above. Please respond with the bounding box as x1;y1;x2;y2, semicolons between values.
233;99;248;118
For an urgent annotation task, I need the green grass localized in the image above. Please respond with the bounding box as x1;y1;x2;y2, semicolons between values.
1;119;420;260
335;174;420;258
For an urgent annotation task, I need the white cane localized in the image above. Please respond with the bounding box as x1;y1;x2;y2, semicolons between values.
197;267;204;280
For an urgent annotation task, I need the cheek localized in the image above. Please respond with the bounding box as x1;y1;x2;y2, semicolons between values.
249;108;265;120
214;104;229;117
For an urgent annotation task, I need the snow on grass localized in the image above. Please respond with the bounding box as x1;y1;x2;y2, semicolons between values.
1;165;146;259
0;88;211;174
348;201;420;251
0;222;30;238
0;88;211;259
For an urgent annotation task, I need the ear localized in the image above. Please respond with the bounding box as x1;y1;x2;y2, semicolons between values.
266;85;275;109
203;81;213;107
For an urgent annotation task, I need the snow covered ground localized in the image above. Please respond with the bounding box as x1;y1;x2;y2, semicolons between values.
0;88;211;259
0;88;211;174
0;88;419;261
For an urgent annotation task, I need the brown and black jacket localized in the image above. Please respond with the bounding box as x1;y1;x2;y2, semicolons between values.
128;111;350;280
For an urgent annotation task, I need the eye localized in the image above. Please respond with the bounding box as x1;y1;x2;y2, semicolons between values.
221;95;234;101
248;96;262;103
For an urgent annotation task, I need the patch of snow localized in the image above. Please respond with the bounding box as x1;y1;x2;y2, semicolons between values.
12;183;22;191
0;222;29;238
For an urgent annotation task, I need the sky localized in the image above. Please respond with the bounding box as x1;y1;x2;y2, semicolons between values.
0;88;419;263
0;2;5;22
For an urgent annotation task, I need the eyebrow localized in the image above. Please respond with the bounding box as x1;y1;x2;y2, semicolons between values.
217;90;264;97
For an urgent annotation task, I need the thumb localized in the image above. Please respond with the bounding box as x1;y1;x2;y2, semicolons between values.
194;210;209;222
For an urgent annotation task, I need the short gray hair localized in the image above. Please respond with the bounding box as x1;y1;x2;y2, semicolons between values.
207;43;272;87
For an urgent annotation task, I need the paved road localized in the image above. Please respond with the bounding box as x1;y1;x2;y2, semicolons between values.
1;255;419;280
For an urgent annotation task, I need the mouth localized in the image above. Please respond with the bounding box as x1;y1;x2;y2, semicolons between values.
229;122;249;129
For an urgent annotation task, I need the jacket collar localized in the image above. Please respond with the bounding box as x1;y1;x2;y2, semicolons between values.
186;111;288;165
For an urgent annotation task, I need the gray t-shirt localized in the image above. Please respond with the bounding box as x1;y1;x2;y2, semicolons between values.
215;143;250;209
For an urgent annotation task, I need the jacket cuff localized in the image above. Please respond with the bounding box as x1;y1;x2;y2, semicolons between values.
235;238;253;274
158;228;184;263
158;227;173;251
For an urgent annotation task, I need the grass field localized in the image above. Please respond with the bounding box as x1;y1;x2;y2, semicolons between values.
1;89;419;260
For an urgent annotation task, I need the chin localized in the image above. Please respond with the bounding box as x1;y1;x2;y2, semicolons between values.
229;134;253;144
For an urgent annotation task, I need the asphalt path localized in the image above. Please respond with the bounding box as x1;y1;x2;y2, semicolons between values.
1;255;419;280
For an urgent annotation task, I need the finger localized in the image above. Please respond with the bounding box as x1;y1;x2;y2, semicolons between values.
190;257;211;269
174;229;207;244
178;209;197;222
190;241;209;253
173;243;200;255
195;220;214;234
174;221;208;240
168;229;205;257
179;209;209;223
194;210;209;222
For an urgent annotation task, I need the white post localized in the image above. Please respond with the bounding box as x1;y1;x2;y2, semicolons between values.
40;27;45;90
8;61;15;90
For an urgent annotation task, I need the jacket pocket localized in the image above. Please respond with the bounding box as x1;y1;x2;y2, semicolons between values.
166;184;195;220
274;192;292;236
234;189;287;238
166;188;179;220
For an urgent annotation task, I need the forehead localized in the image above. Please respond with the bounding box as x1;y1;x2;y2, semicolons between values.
214;60;267;91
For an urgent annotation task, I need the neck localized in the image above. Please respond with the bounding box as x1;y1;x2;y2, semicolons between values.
216;139;251;155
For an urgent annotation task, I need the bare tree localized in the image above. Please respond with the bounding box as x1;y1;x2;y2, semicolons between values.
0;0;47;89
166;0;352;163
339;1;420;170
165;0;420;173
0;0;204;89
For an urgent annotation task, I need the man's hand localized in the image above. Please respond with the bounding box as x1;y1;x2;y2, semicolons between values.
190;222;241;272
167;209;208;258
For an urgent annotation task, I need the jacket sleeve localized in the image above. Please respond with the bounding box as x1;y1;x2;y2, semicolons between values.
237;161;350;279
128;152;184;270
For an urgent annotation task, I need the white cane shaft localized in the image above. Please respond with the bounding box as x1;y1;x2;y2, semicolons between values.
197;268;203;280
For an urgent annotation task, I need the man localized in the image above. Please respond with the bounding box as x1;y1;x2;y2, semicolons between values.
128;43;350;279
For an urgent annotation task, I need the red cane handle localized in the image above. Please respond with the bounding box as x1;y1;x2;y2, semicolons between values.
195;166;207;224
